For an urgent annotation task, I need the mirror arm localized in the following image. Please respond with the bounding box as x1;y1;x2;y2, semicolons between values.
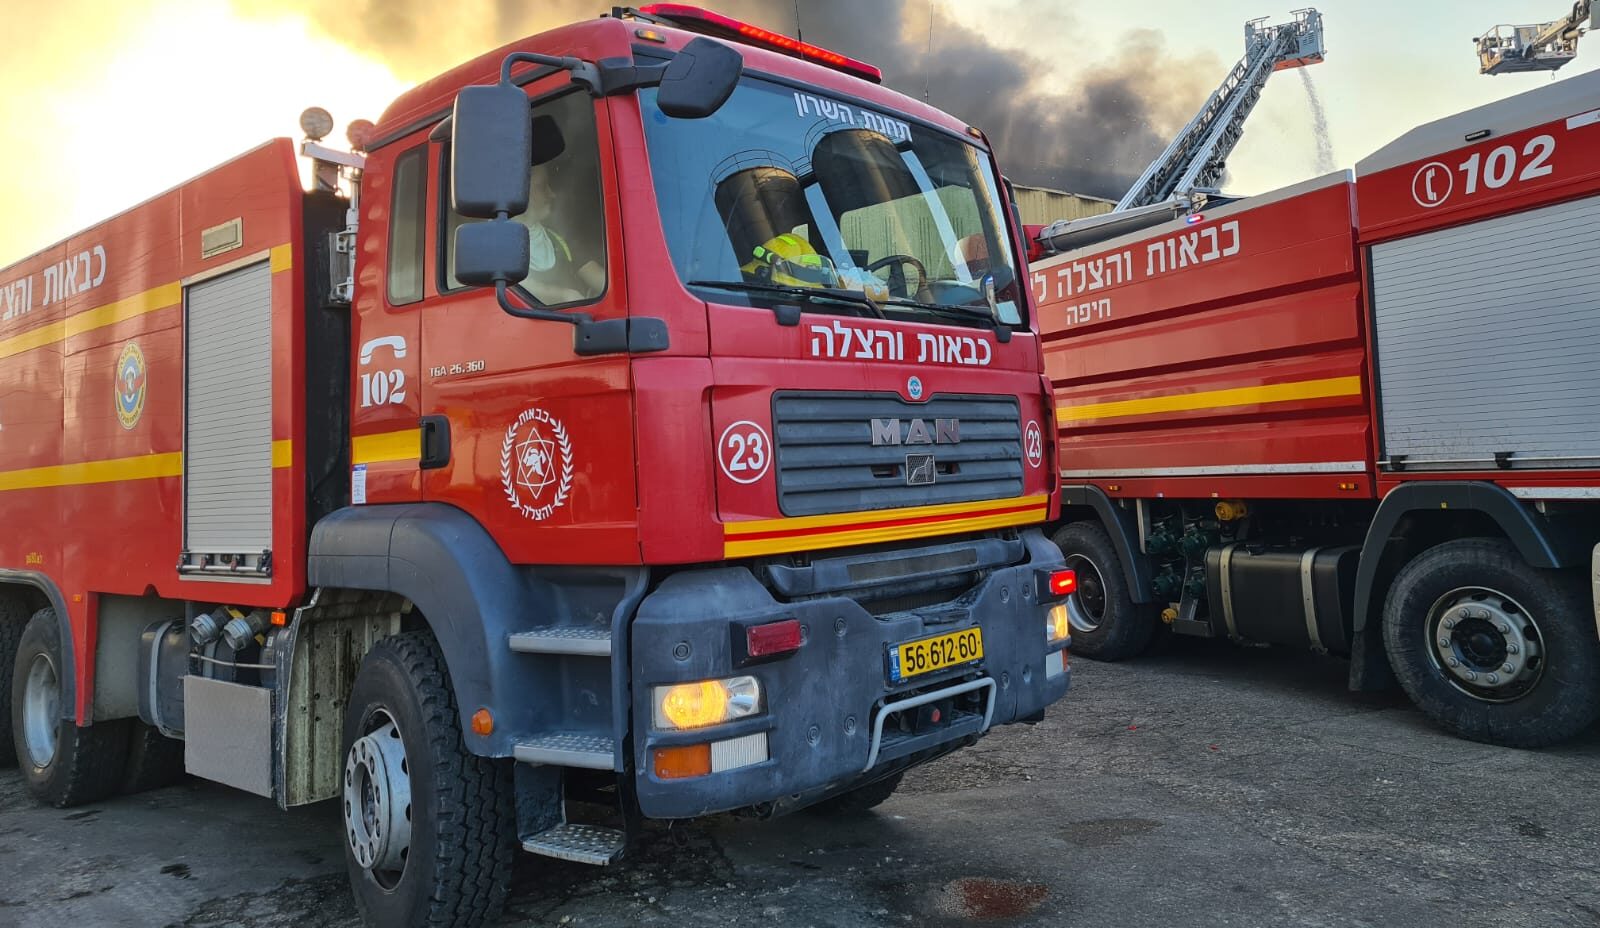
498;51;602;94
495;281;593;326
592;59;671;95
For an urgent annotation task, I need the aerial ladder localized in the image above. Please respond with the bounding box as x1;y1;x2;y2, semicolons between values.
1476;2;1596;75
1037;9;1326;254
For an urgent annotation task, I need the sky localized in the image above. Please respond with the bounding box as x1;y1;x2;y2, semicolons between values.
0;0;1594;266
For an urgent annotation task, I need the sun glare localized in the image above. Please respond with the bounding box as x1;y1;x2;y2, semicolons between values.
1;1;406;266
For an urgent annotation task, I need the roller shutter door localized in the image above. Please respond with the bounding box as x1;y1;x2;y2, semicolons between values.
1371;193;1600;468
184;261;273;557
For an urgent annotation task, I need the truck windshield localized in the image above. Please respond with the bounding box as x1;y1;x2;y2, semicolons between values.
641;77;1023;328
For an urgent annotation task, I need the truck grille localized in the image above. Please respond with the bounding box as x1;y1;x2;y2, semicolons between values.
772;392;1023;516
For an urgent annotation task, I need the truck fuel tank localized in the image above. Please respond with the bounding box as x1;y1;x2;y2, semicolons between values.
1204;545;1358;654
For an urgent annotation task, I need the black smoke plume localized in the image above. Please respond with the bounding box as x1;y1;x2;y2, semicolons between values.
246;0;1219;199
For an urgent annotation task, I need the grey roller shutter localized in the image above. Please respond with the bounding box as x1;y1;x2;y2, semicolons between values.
1371;193;1600;469
185;261;273;557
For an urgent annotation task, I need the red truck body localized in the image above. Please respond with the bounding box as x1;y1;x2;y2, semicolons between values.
0;9;1071;924
1033;69;1600;748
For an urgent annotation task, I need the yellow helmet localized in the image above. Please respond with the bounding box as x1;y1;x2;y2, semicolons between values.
741;233;840;289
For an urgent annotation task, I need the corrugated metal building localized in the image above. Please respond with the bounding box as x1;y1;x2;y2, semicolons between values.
1011;184;1116;226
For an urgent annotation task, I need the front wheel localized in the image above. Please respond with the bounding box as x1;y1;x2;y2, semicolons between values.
342;630;516;928
1051;522;1156;660
1383;538;1600;748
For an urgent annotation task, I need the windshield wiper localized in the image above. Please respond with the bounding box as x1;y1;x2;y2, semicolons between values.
878;297;1012;342
686;280;886;323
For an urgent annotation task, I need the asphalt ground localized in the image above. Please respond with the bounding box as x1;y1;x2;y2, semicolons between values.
4;637;1599;928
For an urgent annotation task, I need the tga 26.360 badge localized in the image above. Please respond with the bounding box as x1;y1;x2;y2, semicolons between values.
500;406;573;521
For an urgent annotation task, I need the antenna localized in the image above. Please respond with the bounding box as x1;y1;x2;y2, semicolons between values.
793;0;803;42
924;0;934;102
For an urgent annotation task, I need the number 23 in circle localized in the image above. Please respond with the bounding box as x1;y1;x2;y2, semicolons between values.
718;420;771;484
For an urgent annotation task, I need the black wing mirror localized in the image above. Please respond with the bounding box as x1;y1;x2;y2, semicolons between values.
656;37;743;119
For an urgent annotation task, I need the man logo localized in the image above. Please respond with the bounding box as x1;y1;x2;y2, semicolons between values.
905;453;936;486
870;418;960;446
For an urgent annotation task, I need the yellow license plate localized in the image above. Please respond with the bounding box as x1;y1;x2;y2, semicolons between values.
888;627;984;683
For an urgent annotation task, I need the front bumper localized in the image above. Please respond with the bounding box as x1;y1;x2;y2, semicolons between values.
629;529;1070;819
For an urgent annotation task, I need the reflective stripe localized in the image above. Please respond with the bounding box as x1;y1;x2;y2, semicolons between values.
1060;461;1367;479
0;440;291;493
1057;376;1361;423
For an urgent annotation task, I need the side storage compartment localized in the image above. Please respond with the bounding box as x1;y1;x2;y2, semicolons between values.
1205;545;1358;653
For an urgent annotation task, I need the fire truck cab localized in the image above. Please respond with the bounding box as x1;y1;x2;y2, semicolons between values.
0;6;1069;925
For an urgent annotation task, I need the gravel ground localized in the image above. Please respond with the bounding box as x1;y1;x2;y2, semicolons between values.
4;637;1599;927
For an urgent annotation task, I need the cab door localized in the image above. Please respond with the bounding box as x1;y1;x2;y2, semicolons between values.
419;80;638;566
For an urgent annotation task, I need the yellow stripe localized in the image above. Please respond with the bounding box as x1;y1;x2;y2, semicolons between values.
0;320;67;361
0;452;184;492
725;493;1049;536
725;501;1048;559
0;241;293;361
1057;376;1362;423
352;428;418;465
0;440;294;493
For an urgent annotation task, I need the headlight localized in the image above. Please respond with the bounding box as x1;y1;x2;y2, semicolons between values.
653;676;762;730
1047;604;1070;644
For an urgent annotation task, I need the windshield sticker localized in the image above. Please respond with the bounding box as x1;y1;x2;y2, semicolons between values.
807;319;992;367
792;92;912;144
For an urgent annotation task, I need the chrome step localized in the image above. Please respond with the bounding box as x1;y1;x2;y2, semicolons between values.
514;732;614;769
521;823;626;865
508;626;612;657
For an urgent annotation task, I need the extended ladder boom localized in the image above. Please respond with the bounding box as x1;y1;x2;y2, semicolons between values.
1116;9;1325;211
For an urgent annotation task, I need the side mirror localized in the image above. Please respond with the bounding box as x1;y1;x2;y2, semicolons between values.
455;221;529;288
657;37;743;119
450;82;532;219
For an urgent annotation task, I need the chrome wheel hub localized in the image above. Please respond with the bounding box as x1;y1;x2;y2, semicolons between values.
344;713;412;883
1066;554;1108;634
1426;587;1543;703
22;652;60;769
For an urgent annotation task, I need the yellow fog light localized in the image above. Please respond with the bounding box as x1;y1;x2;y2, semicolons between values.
1047;604;1070;643
653;676;761;730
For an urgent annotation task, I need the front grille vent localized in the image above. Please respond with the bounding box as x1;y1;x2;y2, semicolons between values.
772;392;1023;517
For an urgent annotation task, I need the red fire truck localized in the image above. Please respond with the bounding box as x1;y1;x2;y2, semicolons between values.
0;6;1071;924
1034;69;1600;749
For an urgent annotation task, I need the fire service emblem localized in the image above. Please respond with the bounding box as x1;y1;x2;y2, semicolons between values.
115;341;147;430
500;406;573;521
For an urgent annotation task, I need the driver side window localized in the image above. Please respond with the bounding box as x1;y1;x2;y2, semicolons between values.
442;89;607;307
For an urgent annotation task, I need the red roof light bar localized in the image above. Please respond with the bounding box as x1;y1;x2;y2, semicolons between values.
638;4;883;83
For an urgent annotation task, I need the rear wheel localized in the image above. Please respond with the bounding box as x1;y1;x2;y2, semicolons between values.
1383;538;1600;748
808;771;903;816
11;609;129;806
1051;522;1156;660
342;630;515;928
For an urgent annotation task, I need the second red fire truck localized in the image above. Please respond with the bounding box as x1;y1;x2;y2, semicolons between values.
1034;68;1600;749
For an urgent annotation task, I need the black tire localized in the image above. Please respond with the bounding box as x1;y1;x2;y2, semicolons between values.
1382;538;1600;748
342;631;515;928
808;772;903;816
11;609;129;807
1051;522;1156;661
122;722;186;794
0;593;28;768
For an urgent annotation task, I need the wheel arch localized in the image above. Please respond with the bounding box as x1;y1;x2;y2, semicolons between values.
0;570;75;722
1348;481;1588;691
306;503;556;758
1057;486;1153;603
